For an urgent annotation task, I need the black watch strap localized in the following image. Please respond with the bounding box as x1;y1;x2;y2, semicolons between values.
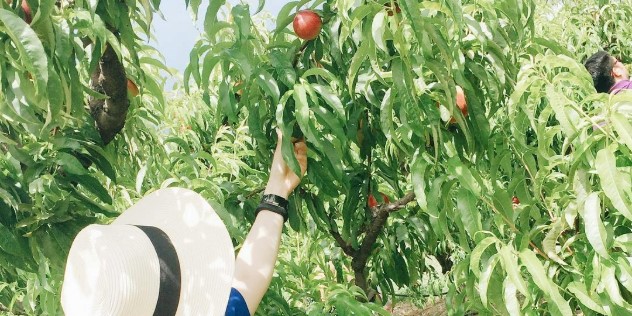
255;194;289;222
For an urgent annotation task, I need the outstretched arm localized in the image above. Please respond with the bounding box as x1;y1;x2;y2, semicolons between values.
231;131;307;315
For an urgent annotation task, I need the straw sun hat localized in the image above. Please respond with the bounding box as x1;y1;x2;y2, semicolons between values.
61;188;235;316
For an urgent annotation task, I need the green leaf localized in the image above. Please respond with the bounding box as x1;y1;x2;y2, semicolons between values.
254;69;280;104
204;0;226;36
567;282;606;314
83;143;117;182
448;156;482;196
456;188;481;239
274;1;300;33
520;249;573;316
546;85;575;136
312;84;345;120
399;0;424;48
499;244;529;297
372;11;387;53
44;67;63;128
37;228;71;270
616;256;632;294
218;81;237;123
411;151;429;211
302;67;339;85
56;152;87;176
293;83;317;142
0;222;22;256
231;4;251;40
30;0;55;27
276;116;302;182
311;105;345;146
470;236;498;278
379;88;395;139
70;174;112;205
596;147;632;221
0;9;48;95
603;261;629;308
542;219;567;265
581;192;609;258
479;254;499;307
136;162;148;194
347;40;370;95
503;277;521;316
611;112;632;152
0;188;18;210
287;194;303;232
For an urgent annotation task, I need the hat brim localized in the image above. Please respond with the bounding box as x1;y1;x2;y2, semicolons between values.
113;187;235;316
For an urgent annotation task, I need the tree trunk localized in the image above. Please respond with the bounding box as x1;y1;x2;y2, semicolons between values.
88;44;129;145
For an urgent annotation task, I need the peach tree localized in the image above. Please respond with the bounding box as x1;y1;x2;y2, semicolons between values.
0;0;169;313
187;0;632;314
1;0;632;314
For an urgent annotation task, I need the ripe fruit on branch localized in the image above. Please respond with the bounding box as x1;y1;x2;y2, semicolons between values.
449;85;468;123
381;193;390;204
293;10;322;40
512;196;520;205
368;195;378;208
368;193;390;208
7;0;32;23
21;0;31;24
127;79;139;97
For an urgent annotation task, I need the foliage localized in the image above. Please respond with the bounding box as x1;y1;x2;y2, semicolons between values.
1;0;632;315
186;0;632;314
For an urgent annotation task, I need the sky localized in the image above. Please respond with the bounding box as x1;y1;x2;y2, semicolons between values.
150;1;284;83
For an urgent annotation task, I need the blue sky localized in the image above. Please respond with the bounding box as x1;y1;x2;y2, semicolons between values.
151;1;284;79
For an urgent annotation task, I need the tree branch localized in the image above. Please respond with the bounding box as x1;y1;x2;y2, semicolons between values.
385;191;416;213
329;226;355;257
292;40;310;68
89;43;130;145
351;191;416;291
0;303;27;315
352;209;389;271
245;187;265;199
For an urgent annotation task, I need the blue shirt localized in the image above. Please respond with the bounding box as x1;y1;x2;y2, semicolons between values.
225;288;250;316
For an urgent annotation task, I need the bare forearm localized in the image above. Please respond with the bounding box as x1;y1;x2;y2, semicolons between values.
231;132;306;314
231;210;284;314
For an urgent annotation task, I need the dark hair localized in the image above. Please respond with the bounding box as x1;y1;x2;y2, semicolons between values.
584;51;615;93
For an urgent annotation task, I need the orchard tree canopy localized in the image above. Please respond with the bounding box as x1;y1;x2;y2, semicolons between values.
1;0;632;315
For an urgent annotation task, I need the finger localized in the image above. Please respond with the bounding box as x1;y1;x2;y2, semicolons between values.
293;141;307;156
275;128;283;146
273;129;283;155
294;142;308;175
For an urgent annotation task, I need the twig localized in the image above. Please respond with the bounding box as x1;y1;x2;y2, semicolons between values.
292;40;310;68
244;187;265;199
384;191;416;213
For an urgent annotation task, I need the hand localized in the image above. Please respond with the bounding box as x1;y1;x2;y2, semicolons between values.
264;130;307;199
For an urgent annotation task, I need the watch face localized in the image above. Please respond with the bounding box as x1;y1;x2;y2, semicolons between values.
262;194;289;209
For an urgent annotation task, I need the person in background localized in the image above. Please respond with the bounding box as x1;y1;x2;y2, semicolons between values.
584;50;631;94
61;131;308;316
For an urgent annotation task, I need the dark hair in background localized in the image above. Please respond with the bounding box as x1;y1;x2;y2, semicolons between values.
584;51;615;93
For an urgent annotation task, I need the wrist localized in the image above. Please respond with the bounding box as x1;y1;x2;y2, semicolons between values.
264;182;290;199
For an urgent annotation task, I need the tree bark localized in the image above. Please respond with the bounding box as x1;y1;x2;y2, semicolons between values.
88;44;129;145
329;191;417;296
